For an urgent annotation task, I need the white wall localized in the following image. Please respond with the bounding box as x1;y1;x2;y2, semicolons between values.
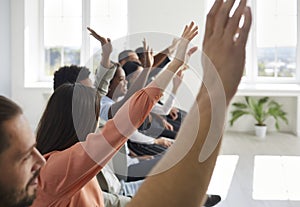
11;0;51;130
127;0;206;112
0;0;11;97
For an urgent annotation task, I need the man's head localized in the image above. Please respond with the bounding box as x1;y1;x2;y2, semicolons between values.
53;65;92;90
118;50;141;66
0;96;45;207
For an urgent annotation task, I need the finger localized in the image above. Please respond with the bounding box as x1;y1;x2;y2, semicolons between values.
214;0;236;37
87;27;97;36
87;27;94;32
188;30;198;41
225;0;247;37
182;25;188;37
173;114;178;120
236;6;252;47
187;46;198;56
190;26;199;36
203;0;223;42
187;21;195;31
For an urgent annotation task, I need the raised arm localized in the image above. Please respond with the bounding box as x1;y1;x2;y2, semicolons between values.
109;40;154;118
88;27;117;96
152;38;179;69
127;0;252;206
109;25;197;118
152;46;198;115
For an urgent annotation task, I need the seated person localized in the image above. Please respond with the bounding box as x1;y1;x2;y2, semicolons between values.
123;47;197;136
135;45;198;131
0;2;250;206
32;22;199;207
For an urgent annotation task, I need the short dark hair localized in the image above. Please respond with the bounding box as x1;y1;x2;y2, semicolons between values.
53;65;91;90
118;50;135;63
122;61;141;77
135;47;144;60
0;96;22;154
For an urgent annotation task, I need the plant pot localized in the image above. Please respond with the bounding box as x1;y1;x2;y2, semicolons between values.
255;125;267;138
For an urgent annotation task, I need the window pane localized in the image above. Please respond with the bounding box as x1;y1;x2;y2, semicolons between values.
256;0;297;78
45;47;62;76
44;0;82;77
64;47;81;66
44;17;82;47
90;0;128;62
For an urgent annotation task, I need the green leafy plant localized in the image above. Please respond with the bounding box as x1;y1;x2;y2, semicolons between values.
230;96;288;130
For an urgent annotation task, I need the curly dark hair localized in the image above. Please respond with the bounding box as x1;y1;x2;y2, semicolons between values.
53;65;91;90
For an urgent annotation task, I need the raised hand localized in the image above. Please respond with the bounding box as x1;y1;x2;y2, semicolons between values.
87;27;112;58
174;22;198;66
202;0;252;102
166;38;180;56
142;38;154;69
181;46;198;71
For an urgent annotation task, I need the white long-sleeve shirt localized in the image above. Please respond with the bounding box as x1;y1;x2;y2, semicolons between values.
151;93;175;115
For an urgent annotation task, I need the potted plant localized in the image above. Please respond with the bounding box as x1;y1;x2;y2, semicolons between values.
229;96;288;138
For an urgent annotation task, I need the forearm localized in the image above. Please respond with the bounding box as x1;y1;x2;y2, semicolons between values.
127;86;227;207
152;60;182;92
101;53;114;69
129;131;155;144
153;51;168;69
151;94;175;115
94;63;117;96
83;82;163;165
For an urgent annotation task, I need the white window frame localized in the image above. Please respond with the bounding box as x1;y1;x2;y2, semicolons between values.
24;0;127;84
39;0;90;82
245;0;300;84
205;0;300;85
248;0;300;84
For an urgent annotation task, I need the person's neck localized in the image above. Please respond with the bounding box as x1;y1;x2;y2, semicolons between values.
107;91;121;102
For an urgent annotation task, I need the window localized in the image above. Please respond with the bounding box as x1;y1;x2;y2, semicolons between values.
205;0;299;84
43;0;82;80
40;0;128;81
256;0;297;79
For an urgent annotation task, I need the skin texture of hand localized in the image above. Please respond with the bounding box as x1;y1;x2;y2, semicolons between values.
153;22;198;92
127;1;252;207
174;22;198;66
87;27;113;68
154;138;173;147
162;119;173;131
202;0;252;103
142;38;154;69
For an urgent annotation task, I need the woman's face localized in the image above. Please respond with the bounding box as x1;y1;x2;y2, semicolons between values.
109;67;128;99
